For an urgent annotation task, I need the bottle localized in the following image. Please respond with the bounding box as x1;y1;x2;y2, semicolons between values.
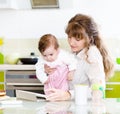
0;38;4;64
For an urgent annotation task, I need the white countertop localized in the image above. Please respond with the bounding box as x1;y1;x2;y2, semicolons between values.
0;64;120;71
0;98;120;114
0;64;35;70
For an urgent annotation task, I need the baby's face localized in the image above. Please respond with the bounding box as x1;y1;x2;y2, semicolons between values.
42;46;59;62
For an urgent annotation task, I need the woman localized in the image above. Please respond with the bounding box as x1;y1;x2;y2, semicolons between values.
45;13;114;101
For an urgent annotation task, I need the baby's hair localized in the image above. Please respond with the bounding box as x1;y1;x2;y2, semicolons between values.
38;34;59;54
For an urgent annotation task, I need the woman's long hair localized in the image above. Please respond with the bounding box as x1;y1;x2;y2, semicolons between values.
65;14;114;80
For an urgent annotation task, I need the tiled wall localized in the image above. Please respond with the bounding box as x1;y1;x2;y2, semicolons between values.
3;39;40;57
2;38;120;63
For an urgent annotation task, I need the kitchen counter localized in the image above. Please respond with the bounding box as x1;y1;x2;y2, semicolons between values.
0;64;35;71
0;64;43;93
0;98;120;113
0;64;120;71
0;64;120;96
0;64;36;77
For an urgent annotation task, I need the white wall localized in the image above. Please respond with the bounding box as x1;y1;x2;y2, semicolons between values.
0;9;73;39
0;0;120;39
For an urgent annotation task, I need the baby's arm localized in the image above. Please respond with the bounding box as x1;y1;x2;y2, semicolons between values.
60;50;77;80
35;58;48;84
67;70;75;81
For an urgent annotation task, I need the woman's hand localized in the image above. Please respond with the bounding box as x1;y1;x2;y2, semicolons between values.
46;88;71;101
44;64;56;75
45;101;71;113
67;70;75;81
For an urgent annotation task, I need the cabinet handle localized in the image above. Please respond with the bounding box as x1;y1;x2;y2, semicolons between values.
105;88;113;90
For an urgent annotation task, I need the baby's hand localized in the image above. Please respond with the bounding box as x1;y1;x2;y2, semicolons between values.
44;64;56;75
67;70;75;81
44;79;49;84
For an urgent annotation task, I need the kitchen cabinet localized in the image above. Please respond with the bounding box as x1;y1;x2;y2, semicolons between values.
106;70;120;98
0;64;44;96
0;71;5;90
0;51;4;90
0;0;31;10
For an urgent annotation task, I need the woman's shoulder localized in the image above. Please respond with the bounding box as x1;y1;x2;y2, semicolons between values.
88;45;100;55
87;45;102;62
89;45;99;51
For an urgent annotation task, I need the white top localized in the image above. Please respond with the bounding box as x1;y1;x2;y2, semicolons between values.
35;49;77;84
69;45;105;99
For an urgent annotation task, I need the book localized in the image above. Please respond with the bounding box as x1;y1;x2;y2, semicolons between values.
16;90;46;101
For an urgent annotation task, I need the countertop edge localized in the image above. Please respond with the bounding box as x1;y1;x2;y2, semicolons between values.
0;64;36;70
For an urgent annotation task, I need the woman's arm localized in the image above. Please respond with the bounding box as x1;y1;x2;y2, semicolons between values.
85;46;105;86
46;88;71;101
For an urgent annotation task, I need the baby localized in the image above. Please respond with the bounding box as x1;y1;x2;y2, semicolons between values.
35;34;77;95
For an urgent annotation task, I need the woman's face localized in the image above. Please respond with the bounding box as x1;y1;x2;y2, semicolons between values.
68;37;86;53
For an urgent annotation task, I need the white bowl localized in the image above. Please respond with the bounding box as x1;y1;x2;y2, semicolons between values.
5;53;20;64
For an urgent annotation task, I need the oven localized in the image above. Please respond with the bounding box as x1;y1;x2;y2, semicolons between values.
6;69;44;97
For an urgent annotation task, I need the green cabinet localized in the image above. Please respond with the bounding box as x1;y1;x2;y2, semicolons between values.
106;71;120;98
0;38;4;90
0;71;5;90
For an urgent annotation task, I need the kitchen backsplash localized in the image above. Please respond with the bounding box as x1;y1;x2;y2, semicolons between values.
103;38;120;61
2;38;70;59
2;38;120;63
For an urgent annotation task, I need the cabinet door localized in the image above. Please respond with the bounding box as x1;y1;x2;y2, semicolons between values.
106;84;120;98
0;71;5;90
106;71;120;98
108;71;120;82
0;84;4;90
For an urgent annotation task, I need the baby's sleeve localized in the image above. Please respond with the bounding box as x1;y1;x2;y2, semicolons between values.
35;58;48;84
62;50;77;71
